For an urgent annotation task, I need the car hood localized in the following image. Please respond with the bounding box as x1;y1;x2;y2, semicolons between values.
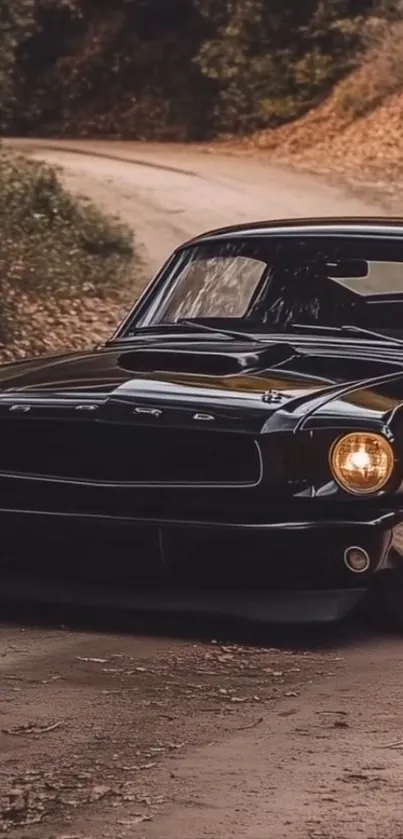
1;337;403;428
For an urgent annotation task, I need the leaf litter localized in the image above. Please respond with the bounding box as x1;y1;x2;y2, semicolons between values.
0;641;337;834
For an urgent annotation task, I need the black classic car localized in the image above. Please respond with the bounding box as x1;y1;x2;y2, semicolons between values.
3;217;403;627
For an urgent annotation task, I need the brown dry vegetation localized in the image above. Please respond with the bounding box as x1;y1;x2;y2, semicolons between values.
0;150;140;362
234;13;403;194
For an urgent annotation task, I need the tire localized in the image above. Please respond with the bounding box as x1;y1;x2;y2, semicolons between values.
368;562;403;633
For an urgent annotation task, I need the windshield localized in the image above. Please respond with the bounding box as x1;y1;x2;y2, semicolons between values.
127;235;403;337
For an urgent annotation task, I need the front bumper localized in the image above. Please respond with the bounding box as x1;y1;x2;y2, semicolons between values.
0;574;367;624
0;505;398;591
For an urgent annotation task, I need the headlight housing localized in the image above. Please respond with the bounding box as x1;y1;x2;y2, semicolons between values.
329;432;394;495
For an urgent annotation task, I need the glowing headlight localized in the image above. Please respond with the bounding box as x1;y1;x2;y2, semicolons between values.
329;432;394;495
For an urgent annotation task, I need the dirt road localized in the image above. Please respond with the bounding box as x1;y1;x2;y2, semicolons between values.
1;140;402;839
6;137;386;272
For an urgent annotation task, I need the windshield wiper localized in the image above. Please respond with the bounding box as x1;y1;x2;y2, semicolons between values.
290;322;403;347
120;321;260;343
341;324;403;346
177;319;260;343
123;323;238;340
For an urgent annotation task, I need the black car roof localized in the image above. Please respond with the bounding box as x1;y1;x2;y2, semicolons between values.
183;217;403;248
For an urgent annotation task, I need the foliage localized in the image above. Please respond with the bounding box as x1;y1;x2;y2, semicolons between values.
195;0;372;132
0;0;35;129
336;9;403;118
10;0;213;139
0;150;136;345
0;0;397;139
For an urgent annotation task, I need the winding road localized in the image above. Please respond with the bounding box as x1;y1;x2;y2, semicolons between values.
1;139;403;839
7;137;382;269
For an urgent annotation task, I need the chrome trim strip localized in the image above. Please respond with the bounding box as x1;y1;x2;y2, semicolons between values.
0;507;396;530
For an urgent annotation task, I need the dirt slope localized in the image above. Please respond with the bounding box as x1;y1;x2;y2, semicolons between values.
233;72;403;207
265;91;403;181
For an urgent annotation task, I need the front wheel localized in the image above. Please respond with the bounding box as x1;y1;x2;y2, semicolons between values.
368;560;403;632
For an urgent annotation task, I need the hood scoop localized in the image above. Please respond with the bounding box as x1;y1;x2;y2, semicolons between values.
118;342;299;377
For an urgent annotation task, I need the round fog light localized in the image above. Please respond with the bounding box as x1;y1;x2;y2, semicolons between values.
344;546;370;574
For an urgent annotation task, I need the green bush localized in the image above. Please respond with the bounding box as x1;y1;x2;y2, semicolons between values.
0;150;137;347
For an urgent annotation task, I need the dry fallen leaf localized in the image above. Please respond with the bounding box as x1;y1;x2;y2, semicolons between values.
3;721;64;736
236;716;264;731
118;815;153;825
76;657;108;664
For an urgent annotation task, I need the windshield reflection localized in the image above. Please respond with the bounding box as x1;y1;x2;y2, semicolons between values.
128;235;403;338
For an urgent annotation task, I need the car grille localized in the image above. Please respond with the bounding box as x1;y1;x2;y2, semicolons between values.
0;419;261;486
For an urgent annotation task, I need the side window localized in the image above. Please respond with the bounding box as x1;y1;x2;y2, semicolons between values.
159;255;266;322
